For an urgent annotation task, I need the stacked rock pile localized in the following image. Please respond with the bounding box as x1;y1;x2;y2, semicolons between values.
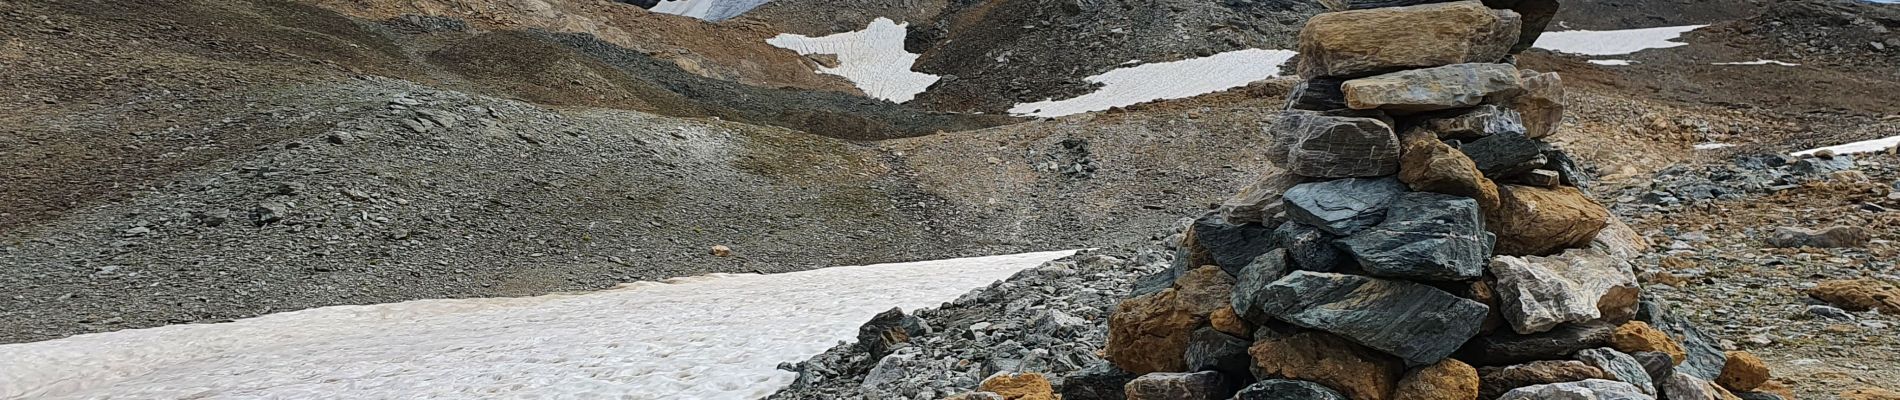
1096;1;1796;399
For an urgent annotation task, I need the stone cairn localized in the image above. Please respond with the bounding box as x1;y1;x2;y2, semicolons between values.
1093;1;1792;399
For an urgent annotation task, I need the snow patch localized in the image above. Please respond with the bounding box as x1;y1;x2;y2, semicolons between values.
1589;59;1635;66
766;18;939;103
1009;49;1299;118
649;0;770;21
1794;135;1900;156
0;250;1080;400
1533;25;1707;56
1713;59;1800;66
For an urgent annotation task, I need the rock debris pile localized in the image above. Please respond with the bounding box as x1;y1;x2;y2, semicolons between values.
1064;1;1794;399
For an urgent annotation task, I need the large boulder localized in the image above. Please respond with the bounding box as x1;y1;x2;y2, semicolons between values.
1284;177;1410;235
1285;77;1350;111
1460;131;1547;178
1422;104;1528;140
1190;213;1277;276
1398;129;1502;211
1237;379;1351;400
1336;192;1496;281
1714;352;1770;392
1766;226;1872;248
1233;249;1292;324
1297;1;1521;78
1497;379;1655;400
1478;360;1614;400
1221;166;1304;225
1577;348;1659;396
1343;63;1524;114
1251;330;1404;400
1455;321;1615;366
1489;249;1640;334
1490;185;1610;256
1107;267;1237;375
1807;279;1900;314
1272;221;1351;272
1251;271;1490;366
1125;371;1233;400
1394;359;1482;400
1513;70;1565;138
1269;112;1403;178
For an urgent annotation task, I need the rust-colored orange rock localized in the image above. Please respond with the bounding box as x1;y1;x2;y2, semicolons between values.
1756;380;1797;400
1210;306;1252;338
979;372;1057;400
1716;351;1770;392
1104;266;1233;374
1489;184;1610;256
1394;358;1481;400
1843;387;1900;400
1808;279;1900;314
1173;266;1238;317
1611;321;1687;364
1250;330;1403;400
1399;128;1502;213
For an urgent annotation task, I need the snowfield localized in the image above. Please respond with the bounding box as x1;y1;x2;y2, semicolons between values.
766;18;941;103
1009;49;1300;118
0;250;1080;400
649;0;770;21
1795;135;1900;156
1532;25;1707;56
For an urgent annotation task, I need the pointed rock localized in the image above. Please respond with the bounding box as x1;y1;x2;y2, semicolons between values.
1252;271;1490;366
1283;177;1409;235
1336;192;1496;281
1478;360;1613;400
1490;185;1610;256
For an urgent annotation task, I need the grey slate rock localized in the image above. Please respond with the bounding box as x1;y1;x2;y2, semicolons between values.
1125;371;1234;400
1271;221;1350;272
1335;192;1495;281
1317;0;1457;10
1636;295;1725;380
1542;145;1593;188
1235;379;1350;400
1283;177;1408;236
1576;348;1658;396
1808;305;1855;321
857;308;927;358
1497;379;1655;400
1254;271;1490;366
1192;213;1278;276
1455;321;1615;366
1059;363;1133;400
1268;111;1401;178
1422;104;1527;140
1233;249;1292;324
1285;77;1349;111
1790;154;1854;175
1131;262;1187;298
1629;351;1676;385
1184;327;1253;380
1460;131;1547;178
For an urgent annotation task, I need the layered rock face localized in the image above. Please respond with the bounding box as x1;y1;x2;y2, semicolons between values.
1096;1;1790;399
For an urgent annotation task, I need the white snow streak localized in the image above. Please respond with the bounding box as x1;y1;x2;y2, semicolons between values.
1794;136;1900;156
649;0;770;21
1009;49;1299;118
767;18;940;103
1533;25;1707;56
1713;59;1800;66
1588;59;1635;66
0;250;1080;400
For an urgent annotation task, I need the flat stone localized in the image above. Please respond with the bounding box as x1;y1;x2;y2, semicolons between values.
980;373;1058;400
1393;358;1481;400
1271;221;1351;272
1490;185;1610;256
1660;372;1742;400
1297;2;1521;78
1455;321;1615;366
1185;327;1253;379
1478;360;1613;400
1766;226;1872;248
1512;70;1565;138
1319;0;1458;10
1283;177;1409;235
1343;63;1524;114
1497;379;1655;400
1236;379;1350;400
1250;330;1403;400
1423;105;1527;140
1336;192;1496;281
1489;249;1639;334
1578;348;1659;396
1190;213;1277;276
1233;249;1292;325
1635;296;1726;380
1221;166;1304;225
1398;129;1502;212
1460;131;1546;178
1125;371;1233;400
1269;111;1402;178
1630;352;1677;385
1253;271;1490;366
1285;77;1350;111
1808;279;1900;314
